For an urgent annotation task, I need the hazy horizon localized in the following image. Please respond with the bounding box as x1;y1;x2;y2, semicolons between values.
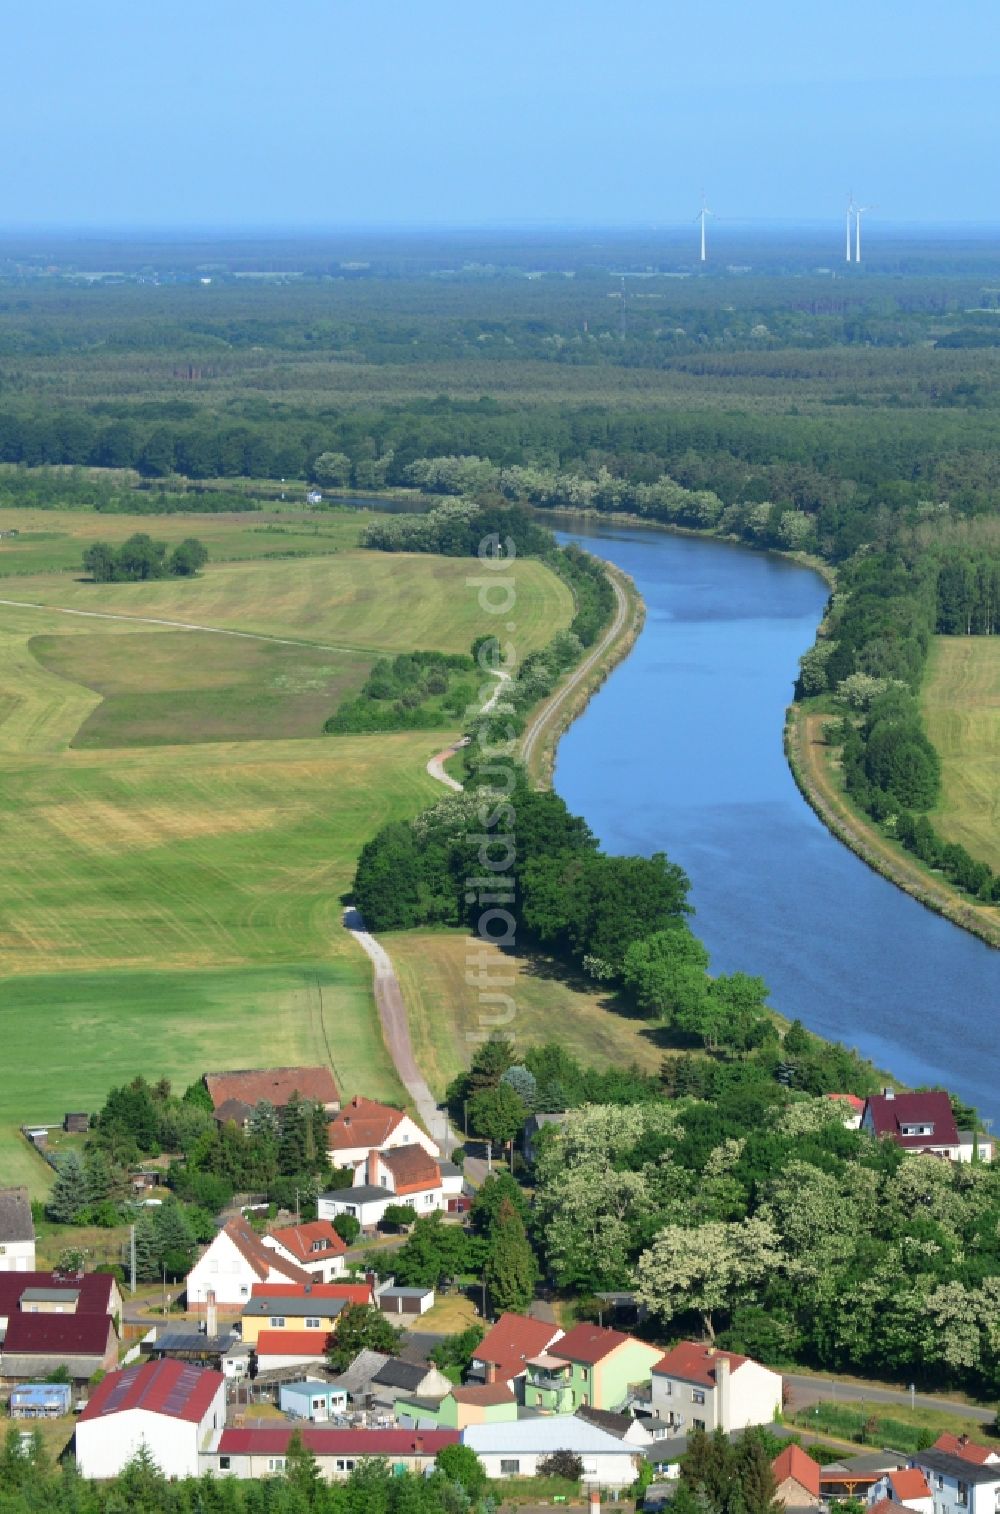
5;0;999;231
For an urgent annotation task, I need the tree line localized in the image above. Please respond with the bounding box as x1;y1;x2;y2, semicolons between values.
82;533;207;581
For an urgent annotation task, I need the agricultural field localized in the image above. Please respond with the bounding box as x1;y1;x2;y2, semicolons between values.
0;503;378;577
0;535;576;1193
923;637;1000;874
384;928;666;1100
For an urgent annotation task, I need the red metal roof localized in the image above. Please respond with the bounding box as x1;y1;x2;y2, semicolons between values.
219;1427;459;1455
3;1312;114;1355
474;1312;565;1382
551;1322;634;1366
80;1358;223;1424
0;1271;116;1320
255;1330;331;1356
653;1341;751;1387
772;1443;821;1497
250;1282;371;1304
863;1091;959;1150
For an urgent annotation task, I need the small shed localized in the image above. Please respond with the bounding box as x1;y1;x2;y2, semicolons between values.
10;1383;72;1419
64;1113;90;1134
377;1286;435;1317
279;1380;348;1422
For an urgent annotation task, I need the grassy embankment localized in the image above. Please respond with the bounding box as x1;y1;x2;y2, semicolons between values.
0;528;573;1193
786;684;1000;949
923;636;1000;875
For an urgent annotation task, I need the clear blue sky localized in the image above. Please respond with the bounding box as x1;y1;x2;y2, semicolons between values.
4;0;998;229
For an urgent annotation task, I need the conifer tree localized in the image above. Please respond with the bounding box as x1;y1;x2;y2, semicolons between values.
46;1150;88;1225
484;1197;538;1314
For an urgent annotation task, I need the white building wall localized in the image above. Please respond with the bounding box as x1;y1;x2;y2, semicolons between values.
724;1362;783;1431
473;1448;637;1487
76;1382;225;1481
332;1116;439;1170
260;1236;346;1282
187;1229;259;1307
0;1239;35;1272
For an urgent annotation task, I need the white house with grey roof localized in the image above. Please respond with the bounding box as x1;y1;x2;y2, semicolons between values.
0;1188;35;1272
909;1448;1000;1514
462;1414;640;1487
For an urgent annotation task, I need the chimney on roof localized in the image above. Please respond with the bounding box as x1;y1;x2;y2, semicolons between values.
484;1360;497;1385
414;1434;424;1454
716;1355;731;1431
960;1434;970;1447
884;1087;895;1099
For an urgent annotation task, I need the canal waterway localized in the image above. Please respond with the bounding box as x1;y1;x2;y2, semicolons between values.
554;521;1000;1119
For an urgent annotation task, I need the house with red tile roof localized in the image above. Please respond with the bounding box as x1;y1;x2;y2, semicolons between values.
204;1067;339;1127
186;1216;311;1309
318;1146;464;1231
523;1323;663;1414
868;1468;933;1512
931;1433;999;1466
650;1341;782;1434
860;1089;995;1163
262;1220;348;1282
203;1427;459;1480
772;1442;821;1507
327;1096;438;1171
77;1359;226;1480
826;1093;865;1129
469;1312;565;1395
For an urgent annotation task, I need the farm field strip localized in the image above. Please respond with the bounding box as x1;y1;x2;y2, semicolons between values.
923;637;1000;873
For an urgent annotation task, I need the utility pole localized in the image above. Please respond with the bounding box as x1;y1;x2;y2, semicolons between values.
129;1224;136;1295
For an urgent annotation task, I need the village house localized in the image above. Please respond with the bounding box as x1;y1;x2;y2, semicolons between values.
76;1359;226;1481
868;1468;933;1512
909;1447;1000;1514
238;1281;372;1347
861;1089;993;1163
826;1093;865;1129
317;1146;462;1231
261;1219;348;1282
367;1357;454;1411
523;1322;663;1414
772;1443;822;1509
468;1311;565;1396
649;1341;783;1434
576;1403;674;1449
327;1096;438;1173
930;1433;999;1466
396;1381;518;1430
186;1216;312;1309
203;1427;458;1481
462;1415;641;1488
0;1271;121;1381
0;1188;36;1273
204;1066;339;1128
278;1379;348;1423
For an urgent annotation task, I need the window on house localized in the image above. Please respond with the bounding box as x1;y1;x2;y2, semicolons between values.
692;1390;706;1405
662;1381;673;1396
269;1317;286;1328
345;1206;357;1218
305;1318;321;1329
580;1366;589;1381
693;1419;706;1432
312;1240;324;1252
335;1459;356;1472
957;1482;968;1508
240;1285;248;1296
500;1460;520;1475
268;1458;286;1471
219;1457;231;1471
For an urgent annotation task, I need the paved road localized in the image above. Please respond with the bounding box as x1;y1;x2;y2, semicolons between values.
520;566;630;774
784;1371;995;1423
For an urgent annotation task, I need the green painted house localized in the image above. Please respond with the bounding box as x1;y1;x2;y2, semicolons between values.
396;1382;518;1429
523;1323;663;1414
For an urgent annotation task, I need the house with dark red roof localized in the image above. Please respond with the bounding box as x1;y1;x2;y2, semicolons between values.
204;1067;339;1127
0;1270;121;1381
862;1089;993;1164
186;1216;312;1309
262;1220;348;1283
523;1323;663;1414
204;1427;459;1480
650;1341;783;1434
77;1359;226;1480
772;1442;821;1507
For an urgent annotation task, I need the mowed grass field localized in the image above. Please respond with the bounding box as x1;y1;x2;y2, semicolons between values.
384;929;666;1100
0;504;381;576
2;550;572;656
923;636;1000;873
0;541;575;1193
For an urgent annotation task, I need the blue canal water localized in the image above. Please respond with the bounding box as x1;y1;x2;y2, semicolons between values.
554;521;1000;1119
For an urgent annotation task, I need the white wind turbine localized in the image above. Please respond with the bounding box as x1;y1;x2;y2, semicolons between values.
697;193;713;263
854;203;875;263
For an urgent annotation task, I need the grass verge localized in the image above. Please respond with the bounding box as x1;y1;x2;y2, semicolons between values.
923;636;1000;874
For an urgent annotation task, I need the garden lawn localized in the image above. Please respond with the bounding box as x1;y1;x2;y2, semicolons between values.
383;929;666;1100
923;636;1000;873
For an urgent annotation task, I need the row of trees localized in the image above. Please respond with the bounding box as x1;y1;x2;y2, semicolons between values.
324;650;475;734
82;534;207;581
